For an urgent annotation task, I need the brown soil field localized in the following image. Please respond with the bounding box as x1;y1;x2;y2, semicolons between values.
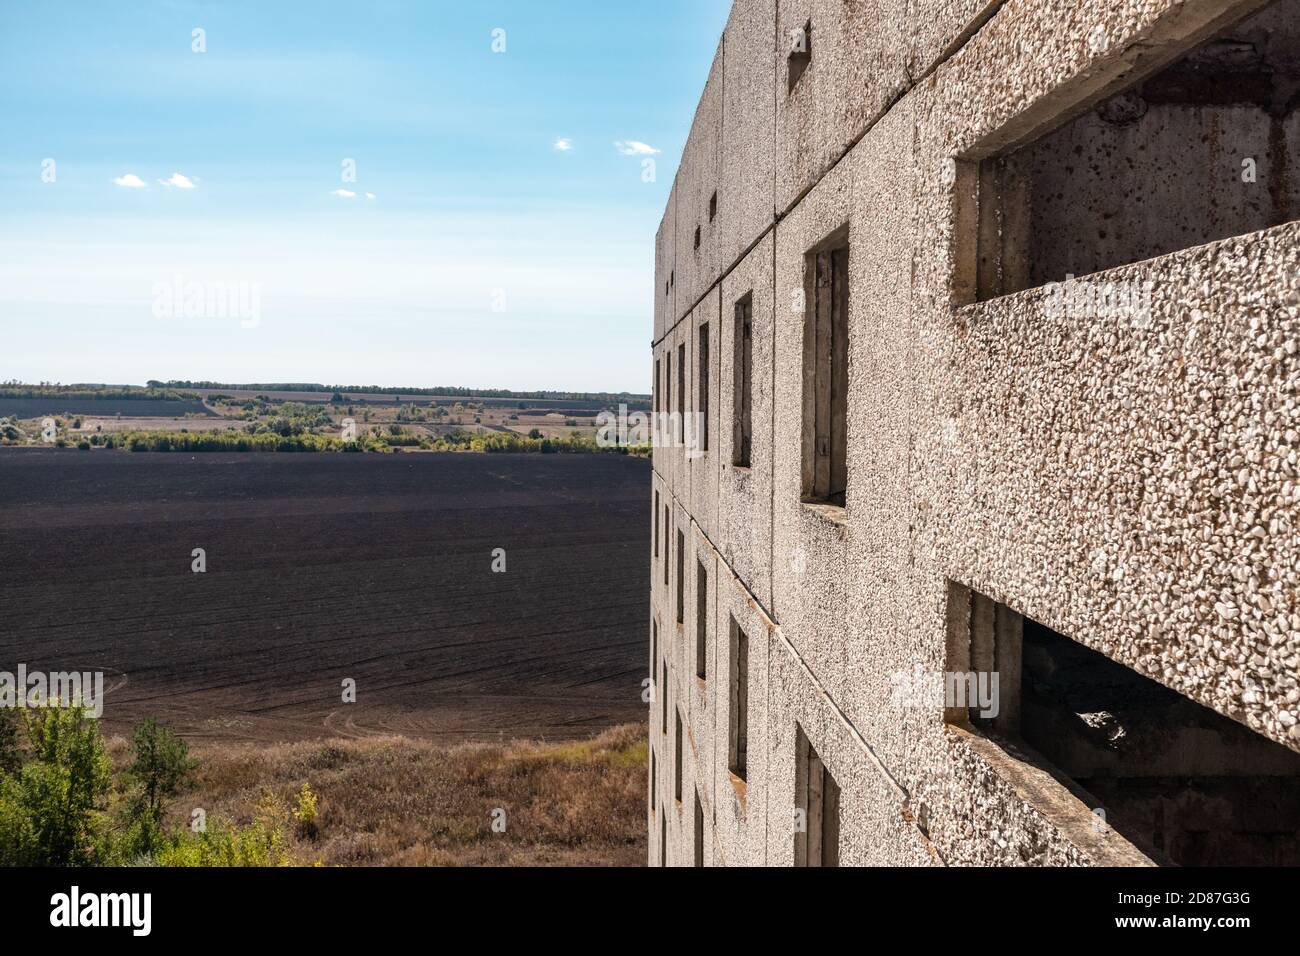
0;449;650;745
0;397;214;417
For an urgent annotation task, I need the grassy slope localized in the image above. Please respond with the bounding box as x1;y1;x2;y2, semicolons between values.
143;724;648;866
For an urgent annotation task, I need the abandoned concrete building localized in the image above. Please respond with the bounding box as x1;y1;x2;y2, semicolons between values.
648;0;1300;866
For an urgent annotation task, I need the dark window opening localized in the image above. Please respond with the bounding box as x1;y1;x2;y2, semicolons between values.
708;192;717;223
663;504;669;586
693;225;701;250
677;343;686;424
695;559;708;680
650;747;657;809
697;321;710;453
733;294;753;468
949;584;1300;866
787;20;811;93
675;528;685;625
660;809;666;866
661;658;668;736
674;707;683;804
802;236;848;508
654;358;660;415
973;0;1300;301
651;616;658;670
653;490;659;558
728;616;749;781
694;790;705;867
795;725;841;867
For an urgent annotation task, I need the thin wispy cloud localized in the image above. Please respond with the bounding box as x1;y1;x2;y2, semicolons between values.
330;188;357;199
158;172;197;189
553;137;573;152
614;140;660;156
112;173;147;189
365;192;376;200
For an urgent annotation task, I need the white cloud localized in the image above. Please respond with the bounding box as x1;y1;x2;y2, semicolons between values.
330;189;357;199
614;140;660;156
553;137;573;152
365;192;376;200
112;173;147;189
158;172;197;189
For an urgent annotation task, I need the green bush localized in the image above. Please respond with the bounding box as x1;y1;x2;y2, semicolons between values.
0;705;112;866
120;718;195;857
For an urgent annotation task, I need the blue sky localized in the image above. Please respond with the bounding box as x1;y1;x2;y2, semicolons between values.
0;0;730;392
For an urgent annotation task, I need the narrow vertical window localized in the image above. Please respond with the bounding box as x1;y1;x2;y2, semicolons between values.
694;791;705;867
660;811;667;866
695;559;708;680
674;707;683;804
654;357;660;414
787;20;811;93
733;294;753;467
675;528;685;625
663;504;670;586
661;659;668;736
697;321;710;453
803;237;848;508
666;350;672;415
651;616;658;671
653;490;660;559
795;726;841;867
677;343;686;426
650;748;657;809
728;617;749;782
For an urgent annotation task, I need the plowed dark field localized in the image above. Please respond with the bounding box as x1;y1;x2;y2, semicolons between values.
0;449;650;744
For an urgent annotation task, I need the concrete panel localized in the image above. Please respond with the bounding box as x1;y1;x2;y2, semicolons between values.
674;39;725;324
720;0;777;272
688;288;722;542
907;0;1004;80
765;630;937;866
654;188;676;342
771;153;853;687
711;570;772;865
774;0;910;214
684;527;719;833
718;231;775;613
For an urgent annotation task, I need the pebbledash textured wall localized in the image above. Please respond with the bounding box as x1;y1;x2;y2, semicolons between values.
648;0;1300;867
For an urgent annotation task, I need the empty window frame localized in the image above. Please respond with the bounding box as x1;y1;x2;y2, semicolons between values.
677;343;686;428
787;19;811;93
674;707;684;804
733;293;753;468
665;350;672;416
653;490;660;559
663;504;670;586
947;583;1300;866
650;747;657;809
728;616;750;781
802;235;849;507
694;791;705;867
697;321;710;454
794;726;841;867
676;528;685;625
695;559;708;680
661;658;668;736
971;0;1300;302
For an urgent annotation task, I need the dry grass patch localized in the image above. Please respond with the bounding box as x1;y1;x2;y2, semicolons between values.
157;723;648;866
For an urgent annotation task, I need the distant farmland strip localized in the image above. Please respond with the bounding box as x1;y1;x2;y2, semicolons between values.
0;397;215;417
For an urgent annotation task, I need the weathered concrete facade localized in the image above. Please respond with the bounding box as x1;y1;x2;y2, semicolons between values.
649;0;1300;866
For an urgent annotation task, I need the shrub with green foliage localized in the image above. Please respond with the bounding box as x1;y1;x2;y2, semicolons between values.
0;704;112;866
